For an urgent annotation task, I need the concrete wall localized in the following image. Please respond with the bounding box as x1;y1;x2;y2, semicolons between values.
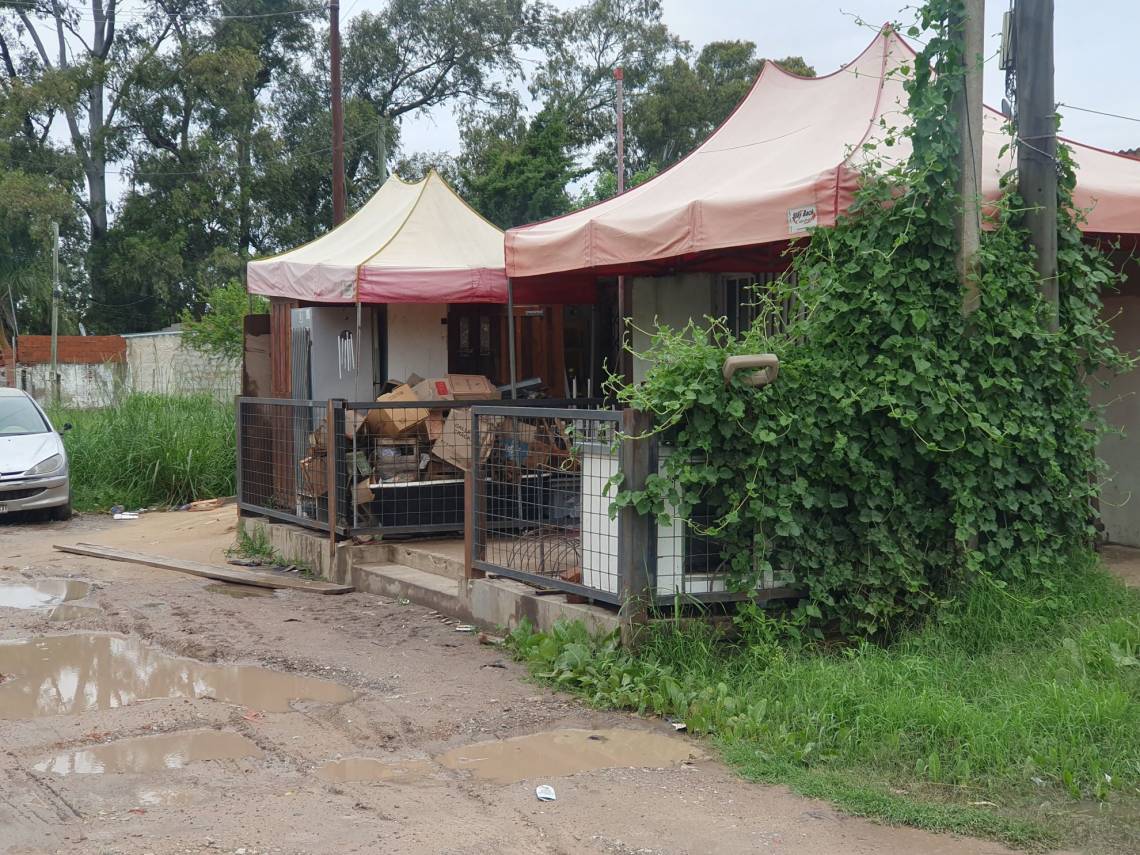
385;303;448;383
630;273;718;383
17;361;124;408
1092;291;1140;546
9;329;238;408
124;331;239;400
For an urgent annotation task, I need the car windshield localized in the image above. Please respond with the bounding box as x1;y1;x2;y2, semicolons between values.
0;396;49;435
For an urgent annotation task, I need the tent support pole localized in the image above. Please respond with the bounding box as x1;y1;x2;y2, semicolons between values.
506;278;518;399
355;299;362;401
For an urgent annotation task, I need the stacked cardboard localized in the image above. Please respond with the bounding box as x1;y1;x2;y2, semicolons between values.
298;374;502;506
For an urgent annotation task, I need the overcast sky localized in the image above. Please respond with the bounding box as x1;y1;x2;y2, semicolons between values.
371;0;1140;160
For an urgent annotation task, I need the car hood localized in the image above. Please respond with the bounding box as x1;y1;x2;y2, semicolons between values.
0;432;63;475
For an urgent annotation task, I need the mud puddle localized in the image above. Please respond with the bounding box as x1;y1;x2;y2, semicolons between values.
48;602;103;621
322;729;702;786
35;729;263;774
317;757;433;783
0;578;89;610
0;633;355;719
205;583;274;599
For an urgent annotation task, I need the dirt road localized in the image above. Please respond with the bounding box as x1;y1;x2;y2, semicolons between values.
1;510;1030;855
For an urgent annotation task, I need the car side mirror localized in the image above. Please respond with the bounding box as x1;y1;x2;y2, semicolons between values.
61;423;73;432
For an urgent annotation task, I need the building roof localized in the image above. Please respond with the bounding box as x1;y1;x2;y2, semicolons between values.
246;170;508;305
505;28;1140;285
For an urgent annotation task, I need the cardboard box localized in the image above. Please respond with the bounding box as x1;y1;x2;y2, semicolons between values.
363;384;429;437
310;412;368;453
413;374;499;403
354;480;374;506
432;409;499;472
448;374;499;400
299;456;327;497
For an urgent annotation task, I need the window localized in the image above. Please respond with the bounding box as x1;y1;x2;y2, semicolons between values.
721;272;800;338
0;395;49;435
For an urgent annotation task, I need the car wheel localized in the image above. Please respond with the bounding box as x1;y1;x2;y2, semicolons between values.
49;499;72;522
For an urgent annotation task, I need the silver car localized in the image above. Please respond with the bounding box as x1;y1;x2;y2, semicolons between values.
0;388;71;520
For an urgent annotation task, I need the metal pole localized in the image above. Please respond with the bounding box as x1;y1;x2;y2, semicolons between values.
506;278;518;399
1014;0;1058;330
330;0;346;226
954;0;985;315
50;221;60;406
614;67;631;383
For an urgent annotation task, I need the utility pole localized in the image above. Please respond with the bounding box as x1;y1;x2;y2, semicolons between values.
614;67;631;383
50;221;60;406
954;0;984;315
1013;0;1058;330
330;0;346;225
376;117;387;184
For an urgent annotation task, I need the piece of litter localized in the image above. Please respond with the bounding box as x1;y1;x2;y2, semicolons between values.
666;718;687;732
535;784;556;801
455;624;475;632
968;800;998;807
113;512;140;520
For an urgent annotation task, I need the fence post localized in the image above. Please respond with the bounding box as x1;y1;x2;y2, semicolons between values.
466;409;485;580
326;400;338;563
234;397;243;510
618;408;652;647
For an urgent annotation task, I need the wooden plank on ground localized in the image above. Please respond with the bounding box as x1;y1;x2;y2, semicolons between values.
53;543;354;595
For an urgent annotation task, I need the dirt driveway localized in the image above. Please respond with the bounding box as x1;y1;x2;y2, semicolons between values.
1;510;1032;855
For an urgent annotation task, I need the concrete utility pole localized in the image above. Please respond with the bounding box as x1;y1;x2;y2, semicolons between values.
50;221;60;406
1014;0;1058;330
954;0;985;315
330;0;346;225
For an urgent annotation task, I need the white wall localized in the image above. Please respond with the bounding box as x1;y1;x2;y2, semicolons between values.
17;362;123;408
125;331;239;400
385;303;448;384
630;273;718;383
1092;293;1140;547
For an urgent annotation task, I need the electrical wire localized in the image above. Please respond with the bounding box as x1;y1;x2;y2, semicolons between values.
1058;102;1140;125
3;1;323;23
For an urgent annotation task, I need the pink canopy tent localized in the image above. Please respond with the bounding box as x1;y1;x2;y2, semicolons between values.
505;27;1140;286
248;170;509;304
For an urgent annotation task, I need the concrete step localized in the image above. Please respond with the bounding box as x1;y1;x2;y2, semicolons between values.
380;540;465;580
351;562;463;616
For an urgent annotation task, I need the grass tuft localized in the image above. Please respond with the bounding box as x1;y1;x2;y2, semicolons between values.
51;393;235;512
507;556;1140;851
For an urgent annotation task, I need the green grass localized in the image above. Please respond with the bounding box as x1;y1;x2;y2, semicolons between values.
507;557;1140;852
51;393;235;512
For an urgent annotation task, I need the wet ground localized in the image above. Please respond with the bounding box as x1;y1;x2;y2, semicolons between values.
0;510;1056;854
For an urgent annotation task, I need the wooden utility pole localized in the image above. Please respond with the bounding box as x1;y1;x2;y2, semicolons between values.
1014;0;1058;330
330;0;346;226
954;0;985;315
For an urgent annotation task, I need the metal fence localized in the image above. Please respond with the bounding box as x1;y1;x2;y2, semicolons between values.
237;397;343;533
237;396;607;539
470;405;625;604
469;405;797;606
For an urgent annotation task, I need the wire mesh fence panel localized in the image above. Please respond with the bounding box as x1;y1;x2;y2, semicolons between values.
471;406;624;604
343;399;610;538
652;445;798;604
237;397;334;531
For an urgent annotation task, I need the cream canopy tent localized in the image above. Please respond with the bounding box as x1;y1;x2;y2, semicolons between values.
505;27;1140;286
248;170;508;304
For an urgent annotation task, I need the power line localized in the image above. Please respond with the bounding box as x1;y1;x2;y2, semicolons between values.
3;1;323;23
1058;102;1140;125
3;128;377;178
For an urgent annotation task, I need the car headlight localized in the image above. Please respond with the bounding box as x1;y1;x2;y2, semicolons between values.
26;454;65;477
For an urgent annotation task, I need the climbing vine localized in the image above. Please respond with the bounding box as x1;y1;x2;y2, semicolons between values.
608;0;1130;636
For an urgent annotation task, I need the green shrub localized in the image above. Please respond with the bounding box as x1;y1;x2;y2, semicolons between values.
607;1;1131;636
52;393;235;511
